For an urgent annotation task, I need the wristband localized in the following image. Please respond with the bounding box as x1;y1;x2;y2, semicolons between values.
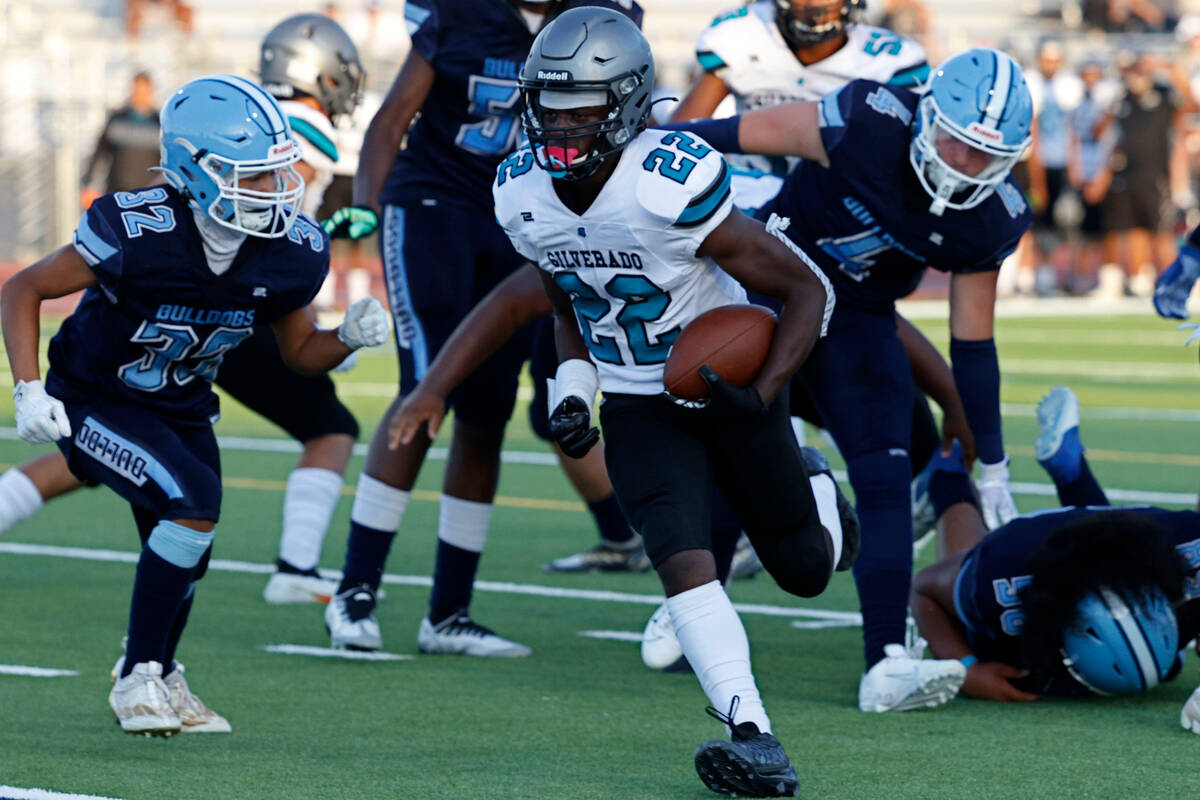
960;655;978;669
551;359;599;411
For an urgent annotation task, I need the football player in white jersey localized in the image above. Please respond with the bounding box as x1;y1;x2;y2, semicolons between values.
672;0;927;213
391;8;854;797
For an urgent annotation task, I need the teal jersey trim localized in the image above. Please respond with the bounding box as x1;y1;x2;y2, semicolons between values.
288;116;339;163
676;160;732;227
697;50;726;72
887;63;931;88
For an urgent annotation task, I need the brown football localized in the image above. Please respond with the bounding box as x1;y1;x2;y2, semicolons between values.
663;304;777;400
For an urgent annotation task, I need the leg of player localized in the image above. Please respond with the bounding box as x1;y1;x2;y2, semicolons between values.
924;442;988;558
1034;386;1108;508
263;433;354;604
0;451;83;534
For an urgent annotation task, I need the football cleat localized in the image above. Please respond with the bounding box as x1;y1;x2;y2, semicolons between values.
543;542;651;573
694;699;799;798
263;565;339;605
1181;686;1200;734
325;583;383;651
1034;386;1083;483
641;602;684;670
799;446;860;571
417;610;531;657
858;643;966;713
163;663;231;733
727;533;764;582
109;661;181;737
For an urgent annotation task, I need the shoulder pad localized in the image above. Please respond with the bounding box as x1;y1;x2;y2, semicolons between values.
635;131;731;229
493;148;538;225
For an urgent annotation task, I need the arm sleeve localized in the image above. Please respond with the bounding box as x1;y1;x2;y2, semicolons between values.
71;202;125;293
405;0;440;63
950;338;1004;464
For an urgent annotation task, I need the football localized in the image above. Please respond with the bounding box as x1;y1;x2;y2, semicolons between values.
663;304;777;400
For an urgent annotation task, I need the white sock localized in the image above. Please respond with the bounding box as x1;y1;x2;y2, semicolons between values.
0;468;44;534
810;473;842;569
351;473;411;531
277;467;344;571
437;494;493;553
666;580;771;734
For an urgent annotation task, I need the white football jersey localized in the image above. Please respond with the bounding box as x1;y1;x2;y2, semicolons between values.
695;3;928;213
494;130;746;396
278;100;339;217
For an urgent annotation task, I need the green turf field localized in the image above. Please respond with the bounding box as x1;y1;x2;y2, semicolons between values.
0;310;1197;799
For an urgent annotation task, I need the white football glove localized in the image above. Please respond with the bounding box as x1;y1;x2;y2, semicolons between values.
13;380;72;444
977;457;1018;530
337;296;389;350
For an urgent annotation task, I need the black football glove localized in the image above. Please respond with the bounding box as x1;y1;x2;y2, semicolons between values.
322;205;379;240
699;365;767;419
548;396;600;459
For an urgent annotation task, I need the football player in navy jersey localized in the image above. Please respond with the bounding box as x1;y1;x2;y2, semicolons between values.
665;48;1034;712
1;75;388;736
319;0;646;658
912;387;1200;718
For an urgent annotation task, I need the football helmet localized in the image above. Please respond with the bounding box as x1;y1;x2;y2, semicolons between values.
909;48;1032;216
260;13;364;122
775;0;864;48
157;74;305;238
1061;586;1179;696
519;7;653;179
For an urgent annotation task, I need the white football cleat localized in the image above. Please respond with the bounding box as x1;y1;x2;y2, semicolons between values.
641;602;684;670
109;661;181;737
263;570;339;605
417;610;531;657
163;663;231;733
325;584;383;651
858;643;966;713
1181;686;1200;734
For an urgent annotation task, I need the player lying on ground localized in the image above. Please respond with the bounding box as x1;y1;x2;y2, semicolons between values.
1;76;387;737
394;8;867;796
664;46;1034;712
0;14;369;607
911;387;1200;717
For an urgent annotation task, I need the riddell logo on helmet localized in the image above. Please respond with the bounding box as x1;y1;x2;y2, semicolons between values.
537;70;573;81
966;123;1002;142
269;141;295;157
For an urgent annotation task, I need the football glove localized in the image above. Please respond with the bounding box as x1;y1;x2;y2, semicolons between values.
337;296;389;349
548;396;600;459
322;206;379;240
977;457;1018;530
698;365;767;419
13;380;71;444
1153;244;1200;320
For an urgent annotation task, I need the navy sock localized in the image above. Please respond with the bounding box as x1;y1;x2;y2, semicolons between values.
339;521;396;593
589;494;635;546
123;547;193;677
163;585;195;673
1053;456;1108;507
429;539;481;623
930;470;978;519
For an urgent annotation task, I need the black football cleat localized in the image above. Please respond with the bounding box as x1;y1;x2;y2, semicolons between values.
799;446;860;571
694;699;799;798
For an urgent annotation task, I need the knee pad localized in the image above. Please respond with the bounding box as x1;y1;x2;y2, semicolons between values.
761;536;831;598
846;449;912;511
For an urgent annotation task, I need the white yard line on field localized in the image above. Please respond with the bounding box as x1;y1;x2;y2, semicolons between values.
0;665;80;678
0;788;124;800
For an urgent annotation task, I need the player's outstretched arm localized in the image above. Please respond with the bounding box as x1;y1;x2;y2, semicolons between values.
668;72;730;123
389;264;551;447
896;313;977;468
697;210;828;406
272;296;388;375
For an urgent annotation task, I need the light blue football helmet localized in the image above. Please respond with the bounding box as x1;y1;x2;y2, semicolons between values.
909;48;1033;215
1060;586;1179;696
157;74;305;238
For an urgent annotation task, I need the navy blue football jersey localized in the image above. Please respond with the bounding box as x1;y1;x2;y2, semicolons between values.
380;0;642;211
48;185;329;425
954;505;1200;689
763;80;1032;312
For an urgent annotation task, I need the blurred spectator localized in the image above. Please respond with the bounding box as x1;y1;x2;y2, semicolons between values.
80;72;162;210
1099;52;1195;297
1083;0;1177;31
1067;60;1120;293
1025;41;1084;294
126;0;193;39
